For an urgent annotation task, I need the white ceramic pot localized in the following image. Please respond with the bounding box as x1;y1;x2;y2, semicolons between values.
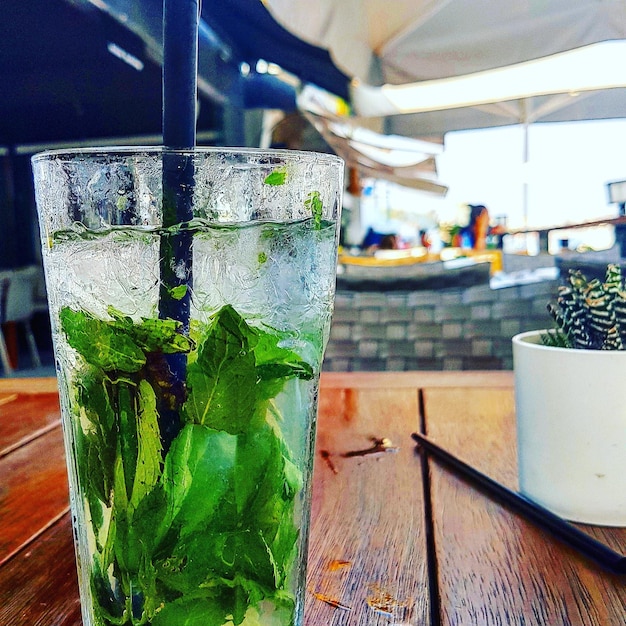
512;330;626;526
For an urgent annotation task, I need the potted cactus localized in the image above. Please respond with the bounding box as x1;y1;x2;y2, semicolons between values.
542;263;626;350
512;264;626;526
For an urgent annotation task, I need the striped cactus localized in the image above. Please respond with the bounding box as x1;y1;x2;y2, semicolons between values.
543;264;626;350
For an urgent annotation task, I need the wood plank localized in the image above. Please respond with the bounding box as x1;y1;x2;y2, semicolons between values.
0;426;69;564
423;387;626;626
305;386;429;625
422;387;518;487
0;391;61;457
0;513;81;626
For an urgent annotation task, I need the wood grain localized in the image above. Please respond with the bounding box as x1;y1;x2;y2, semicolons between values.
305;386;429;625
0;513;81;626
0;391;61;457
422;386;626;626
2;374;625;626
0;425;69;564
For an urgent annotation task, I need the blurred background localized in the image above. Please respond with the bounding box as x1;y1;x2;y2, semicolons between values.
2;0;626;374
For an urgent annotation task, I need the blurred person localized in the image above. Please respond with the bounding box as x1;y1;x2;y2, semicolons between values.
379;234;400;250
461;204;490;249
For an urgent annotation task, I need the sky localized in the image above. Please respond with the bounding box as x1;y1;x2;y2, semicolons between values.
359;118;626;251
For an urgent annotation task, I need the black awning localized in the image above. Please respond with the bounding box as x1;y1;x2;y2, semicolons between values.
201;0;350;101
0;0;350;148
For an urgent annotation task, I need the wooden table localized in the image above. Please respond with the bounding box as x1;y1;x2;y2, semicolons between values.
1;372;624;625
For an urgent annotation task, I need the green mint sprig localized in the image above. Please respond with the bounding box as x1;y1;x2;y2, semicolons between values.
305;191;323;230
61;304;317;625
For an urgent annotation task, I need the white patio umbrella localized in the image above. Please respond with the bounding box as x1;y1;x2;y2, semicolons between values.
344;40;626;223
301;109;448;195
265;0;626;135
266;0;626;228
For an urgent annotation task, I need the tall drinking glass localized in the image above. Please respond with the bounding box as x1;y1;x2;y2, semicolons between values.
31;147;343;626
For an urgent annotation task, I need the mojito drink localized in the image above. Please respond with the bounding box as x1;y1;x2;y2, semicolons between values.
32;148;343;626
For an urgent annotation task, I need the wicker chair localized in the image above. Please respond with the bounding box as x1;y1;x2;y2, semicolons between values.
0;266;42;375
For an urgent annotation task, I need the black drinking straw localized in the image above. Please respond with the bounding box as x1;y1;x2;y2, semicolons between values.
411;432;626;574
158;0;199;449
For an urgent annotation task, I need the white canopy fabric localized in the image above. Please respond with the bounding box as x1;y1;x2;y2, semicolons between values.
351;41;626;117
303;110;447;194
265;0;626;136
265;0;626;83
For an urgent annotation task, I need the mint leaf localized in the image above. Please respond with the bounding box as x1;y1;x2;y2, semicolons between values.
60;308;145;372
159;424;236;540
107;308;194;355
169;284;188;300
255;329;313;380
116;382;139;503
121;425;236;587
263;169;287;186
90;556;127;624
254;326;314;400
235;424;301;587
184;306;258;433
151;596;228;626
129;380;163;510
185;307;314;429
305;190;323;230
74;371;117;507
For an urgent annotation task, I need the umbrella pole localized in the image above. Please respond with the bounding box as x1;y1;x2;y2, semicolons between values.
522;120;529;231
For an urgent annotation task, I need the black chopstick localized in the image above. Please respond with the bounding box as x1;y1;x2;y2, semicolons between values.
411;432;626;575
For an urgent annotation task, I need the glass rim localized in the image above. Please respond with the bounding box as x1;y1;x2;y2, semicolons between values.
31;145;344;167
